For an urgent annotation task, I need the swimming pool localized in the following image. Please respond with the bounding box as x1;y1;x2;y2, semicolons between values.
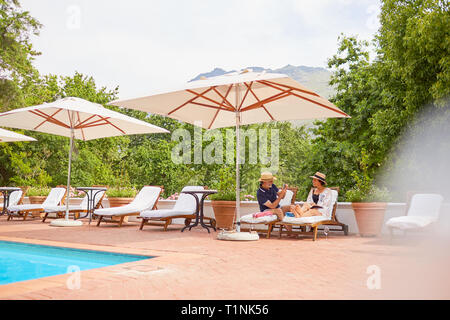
0;241;152;285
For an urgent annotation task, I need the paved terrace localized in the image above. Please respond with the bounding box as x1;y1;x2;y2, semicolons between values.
0;217;449;300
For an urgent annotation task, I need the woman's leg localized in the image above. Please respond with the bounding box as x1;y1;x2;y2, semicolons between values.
297;208;322;217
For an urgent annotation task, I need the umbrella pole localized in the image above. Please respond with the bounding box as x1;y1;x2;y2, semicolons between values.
235;84;241;232
65;128;74;220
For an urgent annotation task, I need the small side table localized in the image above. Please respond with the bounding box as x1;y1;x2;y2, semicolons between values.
76;187;107;224
181;190;217;233
0;187;21;216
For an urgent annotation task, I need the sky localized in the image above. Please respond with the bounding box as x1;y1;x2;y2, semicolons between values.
20;0;381;99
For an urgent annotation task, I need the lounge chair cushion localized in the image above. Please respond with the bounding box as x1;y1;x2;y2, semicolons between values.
240;213;278;224
45;205;84;213
282;216;330;224
140;209;194;219
8;204;46;212
95;186;161;217
385;216;436;230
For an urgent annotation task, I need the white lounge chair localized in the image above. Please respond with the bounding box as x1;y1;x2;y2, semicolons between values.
0;187;27;210
386;193;444;236
94;186;162;227
267;188;348;241
239;187;298;229
139;186;216;231
7;186;67;221
42;187;107;222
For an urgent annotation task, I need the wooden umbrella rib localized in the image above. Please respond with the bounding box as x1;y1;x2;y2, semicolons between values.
212;86;235;110
76;112;86;141
289;92;349;117
96;116;126;135
30;109;70;130
190;101;228;110
168;87;216;116
238;82;253;111
75;117;109;129
243;83;276;120
185;89;235;111
258;80;321;98
75;114;97;128
208;84;234;129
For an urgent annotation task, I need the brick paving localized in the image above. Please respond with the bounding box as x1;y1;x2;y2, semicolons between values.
0;217;449;300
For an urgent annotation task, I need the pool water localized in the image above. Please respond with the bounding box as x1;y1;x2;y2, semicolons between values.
0;241;152;285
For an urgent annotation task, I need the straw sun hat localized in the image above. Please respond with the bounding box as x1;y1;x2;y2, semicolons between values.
309;172;327;185
258;172;277;182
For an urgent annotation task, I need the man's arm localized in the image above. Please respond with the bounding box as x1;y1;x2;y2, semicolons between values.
265;187;287;209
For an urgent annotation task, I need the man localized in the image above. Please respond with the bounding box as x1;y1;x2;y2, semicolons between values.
256;172;291;220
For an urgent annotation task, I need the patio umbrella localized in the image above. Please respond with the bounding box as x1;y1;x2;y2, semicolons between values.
0;128;36;142
0;97;169;227
109;70;350;239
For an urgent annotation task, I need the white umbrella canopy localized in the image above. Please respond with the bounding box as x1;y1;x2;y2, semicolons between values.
109;70;350;238
110;70;349;129
0;97;170;226
0;128;36;142
0;97;168;140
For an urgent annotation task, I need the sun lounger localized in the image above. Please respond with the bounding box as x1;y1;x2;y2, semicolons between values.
42;186;107;222
385;193;443;236
239;187;298;231
94;186;162;227
7;186;67;221
139;186;216;231
267;187;348;241
0;187;28;210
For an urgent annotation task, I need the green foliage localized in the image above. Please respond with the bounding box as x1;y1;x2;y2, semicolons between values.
209;166;237;201
0;0;42;111
1;0;448;204
26;186;51;197
106;186;138;198
345;150;391;202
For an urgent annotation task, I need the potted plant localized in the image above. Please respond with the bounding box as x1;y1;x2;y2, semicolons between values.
26;186;51;204
105;186;137;223
106;186;137;207
346;153;391;237
210;167;239;230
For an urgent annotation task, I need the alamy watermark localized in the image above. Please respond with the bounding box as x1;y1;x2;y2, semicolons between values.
171;122;280;173
366;265;381;290
66;5;82;30
66;265;81;290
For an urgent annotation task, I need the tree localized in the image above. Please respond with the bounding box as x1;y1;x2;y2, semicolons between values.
0;0;42;111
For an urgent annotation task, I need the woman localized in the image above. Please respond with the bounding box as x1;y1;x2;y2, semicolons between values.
291;172;333;218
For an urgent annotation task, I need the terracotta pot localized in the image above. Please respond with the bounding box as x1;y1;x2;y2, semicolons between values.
352;202;387;237
28;196;47;204
107;197;134;207
211;200;236;230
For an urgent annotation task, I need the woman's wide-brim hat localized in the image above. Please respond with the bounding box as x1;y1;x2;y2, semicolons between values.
309;172;327;185
259;172;277;182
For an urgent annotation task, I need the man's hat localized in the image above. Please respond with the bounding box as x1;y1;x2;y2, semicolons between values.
259;172;277;182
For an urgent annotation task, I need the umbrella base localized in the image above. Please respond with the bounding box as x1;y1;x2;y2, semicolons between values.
50;219;83;227
217;230;259;241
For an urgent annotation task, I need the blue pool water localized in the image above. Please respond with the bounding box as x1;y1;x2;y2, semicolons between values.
0;241;152;285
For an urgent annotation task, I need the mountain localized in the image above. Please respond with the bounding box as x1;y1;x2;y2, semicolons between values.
190;64;335;99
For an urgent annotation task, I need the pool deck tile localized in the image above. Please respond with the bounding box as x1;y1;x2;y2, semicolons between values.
0;217;449;300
